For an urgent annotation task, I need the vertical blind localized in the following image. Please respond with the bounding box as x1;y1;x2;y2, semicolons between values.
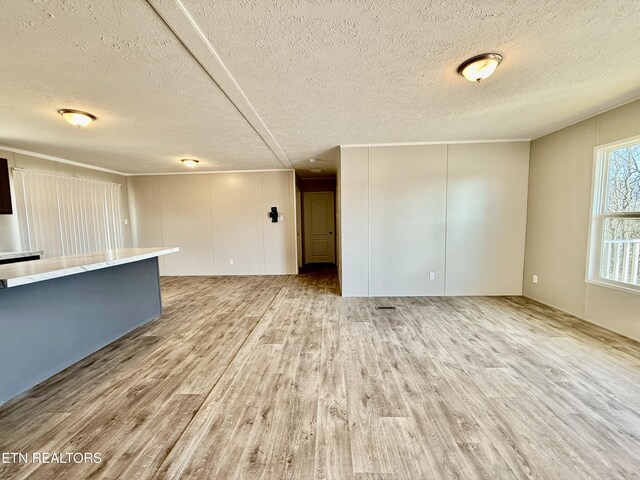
13;169;123;258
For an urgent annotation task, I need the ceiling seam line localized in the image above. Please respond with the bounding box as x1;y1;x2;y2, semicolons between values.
145;0;292;169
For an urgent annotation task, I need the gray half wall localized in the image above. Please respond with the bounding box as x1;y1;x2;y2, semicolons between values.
0;258;162;404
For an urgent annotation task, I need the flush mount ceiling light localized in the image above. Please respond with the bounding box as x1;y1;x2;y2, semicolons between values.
57;109;96;127
457;53;503;82
181;158;200;168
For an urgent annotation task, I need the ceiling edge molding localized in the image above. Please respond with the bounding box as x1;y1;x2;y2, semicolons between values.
530;94;640;141
130;168;294;176
340;138;531;148
0;145;129;176
146;0;293;169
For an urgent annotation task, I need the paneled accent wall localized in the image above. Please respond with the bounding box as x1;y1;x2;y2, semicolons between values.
369;146;447;296
446;143;530;295
128;171;296;276
339;148;369;296
339;142;530;296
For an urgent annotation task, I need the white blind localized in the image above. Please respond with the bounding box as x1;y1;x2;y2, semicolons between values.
13;169;123;258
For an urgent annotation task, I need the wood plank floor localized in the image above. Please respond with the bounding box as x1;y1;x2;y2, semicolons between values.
1;272;640;479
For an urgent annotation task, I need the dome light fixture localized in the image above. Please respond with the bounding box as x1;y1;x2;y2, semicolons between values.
181;158;200;168
457;53;503;82
58;109;96;127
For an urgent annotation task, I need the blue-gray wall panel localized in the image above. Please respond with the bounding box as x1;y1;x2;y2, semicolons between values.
0;258;161;404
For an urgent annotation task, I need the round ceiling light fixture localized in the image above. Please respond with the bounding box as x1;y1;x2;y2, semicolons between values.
58;109;97;127
457;53;503;82
181;158;200;168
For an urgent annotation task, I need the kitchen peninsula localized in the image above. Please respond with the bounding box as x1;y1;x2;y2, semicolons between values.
0;247;178;404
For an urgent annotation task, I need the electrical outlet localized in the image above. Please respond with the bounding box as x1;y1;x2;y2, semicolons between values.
532;274;538;284
123;219;129;225
429;272;435;280
229;258;234;265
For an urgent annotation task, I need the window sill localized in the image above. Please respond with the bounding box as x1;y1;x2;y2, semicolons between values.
585;278;640;297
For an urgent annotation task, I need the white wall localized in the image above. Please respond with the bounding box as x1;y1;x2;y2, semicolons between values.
370;145;447;296
0;149;132;253
339;142;530;297
339;148;369;296
128;171;297;276
446;143;530;295
524;98;640;341
162;175;215;275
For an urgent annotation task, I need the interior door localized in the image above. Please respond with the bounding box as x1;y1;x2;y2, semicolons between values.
303;192;335;263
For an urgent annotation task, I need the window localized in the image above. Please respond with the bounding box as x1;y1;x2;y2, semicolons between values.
588;138;640;293
13;169;123;258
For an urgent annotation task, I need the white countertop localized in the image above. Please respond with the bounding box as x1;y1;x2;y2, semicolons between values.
0;250;43;261
0;247;178;288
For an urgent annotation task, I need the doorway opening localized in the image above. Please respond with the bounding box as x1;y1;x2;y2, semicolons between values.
296;177;337;273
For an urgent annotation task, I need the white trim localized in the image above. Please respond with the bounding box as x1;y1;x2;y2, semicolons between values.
531;95;640;141
594;133;640;150
11;168;121;186
290;172;299;274
585;279;640;297
0;145;128;176
340;138;530;148
146;0;292;169
130;168;294;176
366;147;371;296
0;145;296;177
586;136;640;290
585;146;603;283
443;144;449;294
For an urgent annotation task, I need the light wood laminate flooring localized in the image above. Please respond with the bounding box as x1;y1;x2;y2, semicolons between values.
1;272;639;479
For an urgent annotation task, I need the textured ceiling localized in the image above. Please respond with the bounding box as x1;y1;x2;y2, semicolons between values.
0;0;282;174
184;0;640;174
2;1;640;176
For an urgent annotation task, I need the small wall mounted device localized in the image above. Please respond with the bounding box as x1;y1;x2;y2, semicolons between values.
269;207;279;223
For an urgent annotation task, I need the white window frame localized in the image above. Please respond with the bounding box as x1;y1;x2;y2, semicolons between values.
586;134;640;295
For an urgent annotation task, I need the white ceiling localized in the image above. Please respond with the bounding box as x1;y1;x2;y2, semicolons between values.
1;1;640;176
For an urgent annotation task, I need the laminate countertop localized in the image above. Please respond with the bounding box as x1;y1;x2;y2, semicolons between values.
0;250;43;261
0;247;178;288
